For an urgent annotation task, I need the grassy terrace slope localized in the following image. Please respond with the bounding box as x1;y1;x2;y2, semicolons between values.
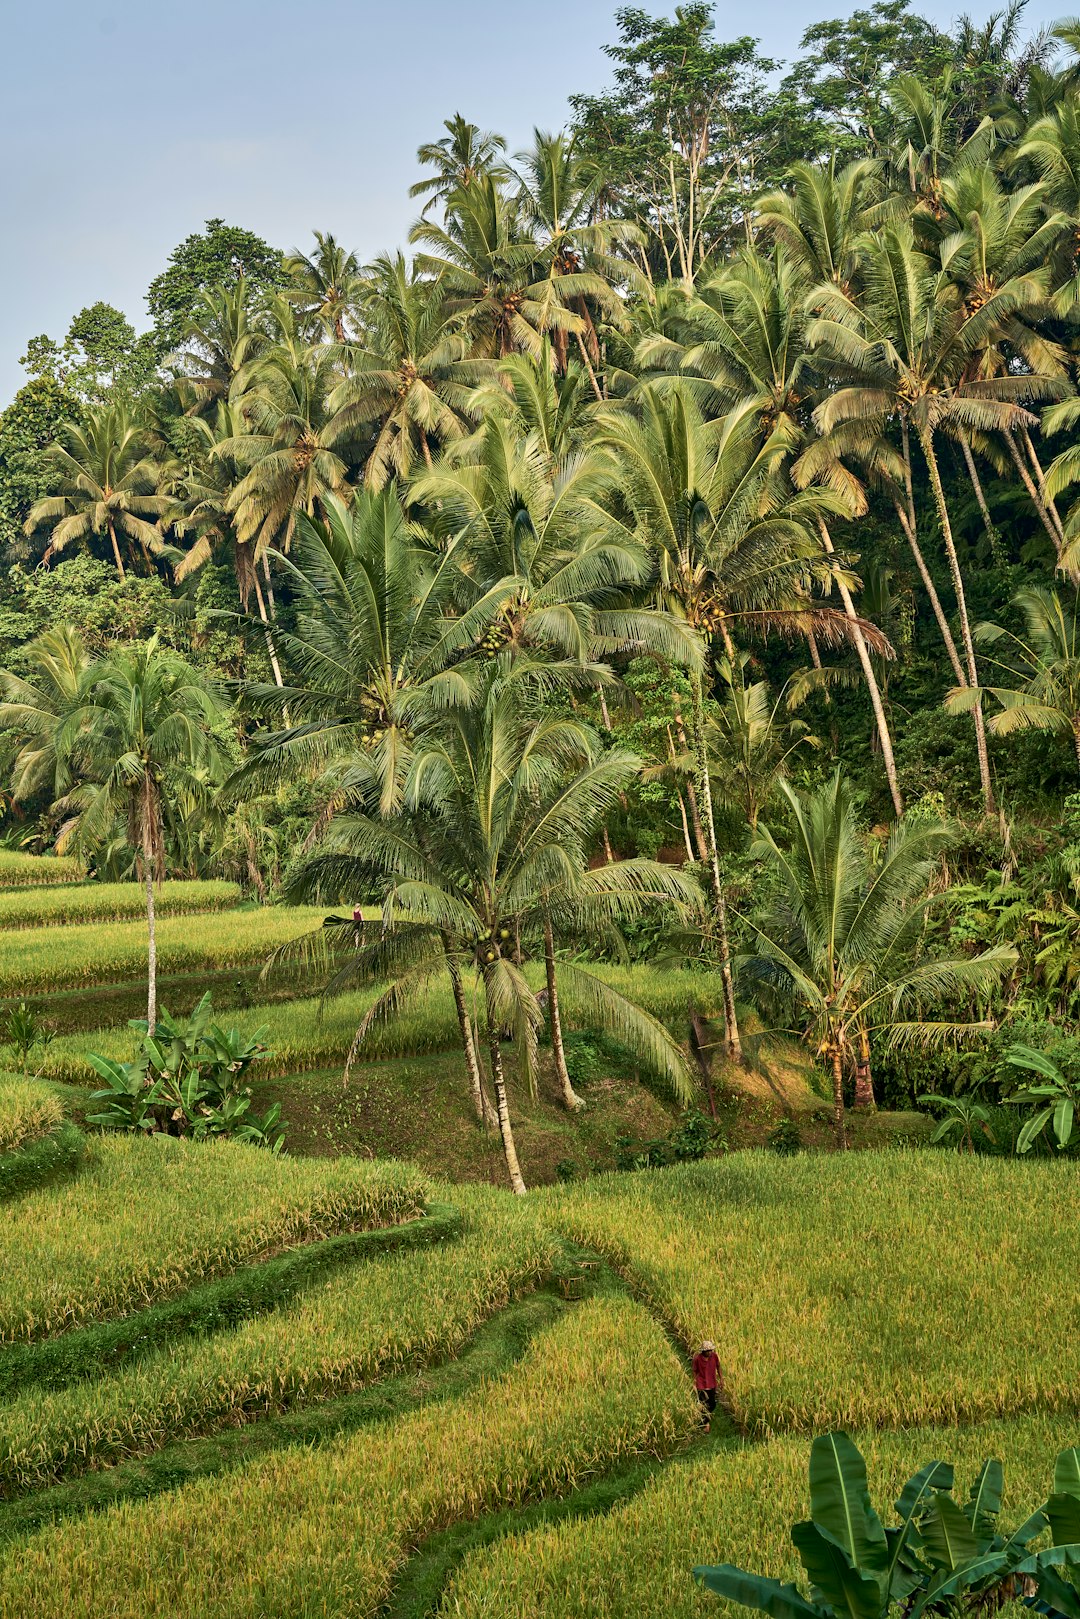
40;964;728;1082
0;905;329;996
0;1074;61;1153
0;879;241;929
441;1411;1080;1619
0;1136;426;1341
0;1187;557;1492
0;1296;697;1619
546;1153;1080;1431
0;852;82;889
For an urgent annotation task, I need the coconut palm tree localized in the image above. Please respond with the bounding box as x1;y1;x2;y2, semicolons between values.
808;221;1053;814
514;128;639;387
755;157;884;296
283;672;697;1190
410;114;511;214
326;255;486;485
221;298;351;556
53;639;227;1031
597;383;882;1059
25;406;169;579
745;770;1015;1147
947;586;1080;775
0;627;89;805
285;231;365;343
232;488;495;818
168;281;269;411
411;175;600;362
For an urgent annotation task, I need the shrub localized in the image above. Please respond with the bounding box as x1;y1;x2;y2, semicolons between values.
766;1116;803;1156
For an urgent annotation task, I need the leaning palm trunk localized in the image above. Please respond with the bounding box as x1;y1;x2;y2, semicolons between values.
896;421;967;688
818;521;902;818
917;425;995;815
690;668;742;1064
251;574;285;689
1004;429;1063;561
105;517;127;581
543;912;584;1110
446;945;496;1129
485;1024;527;1195
958;434;998;548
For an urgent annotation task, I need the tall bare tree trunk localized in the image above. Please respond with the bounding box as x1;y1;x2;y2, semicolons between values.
918;426;995;816
446;945;496;1128
691;668;742;1064
831;1049;847;1150
958;434;998;547
544;912;584;1110
818;522;903;817
1019;425;1065;543
106;518;127;582
672;699;710;861
486;1024;527;1194
142;799;157;1036
252;574;285;689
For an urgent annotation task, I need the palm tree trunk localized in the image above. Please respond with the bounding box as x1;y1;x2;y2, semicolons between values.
958;434;998;547
897;421;966;687
917;425;995;816
830;1049;847;1150
252;574;286;690
106;519;127;582
690;668;742;1064
486;1022;527;1194
1004;429;1063;560
853;1028;875;1111
544;912;584;1110
575;332;604;403
141;797;157;1036
672;700;710;861
818;522;903;817
1019;425;1065;543
446;944;496;1129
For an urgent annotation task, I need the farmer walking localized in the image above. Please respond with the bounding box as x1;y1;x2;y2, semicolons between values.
693;1339;722;1431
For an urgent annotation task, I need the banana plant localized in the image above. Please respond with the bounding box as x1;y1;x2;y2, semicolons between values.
694;1433;1080;1619
1004;1044;1080;1153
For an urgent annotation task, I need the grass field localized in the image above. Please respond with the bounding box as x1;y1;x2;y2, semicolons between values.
440;1410;1079;1619
0;879;241;929
0;1186;558;1492
0;1295;697;1619
545;1153;1080;1432
0;851;82;888
0;904;331;997
0;1135;426;1342
0;1073;62;1153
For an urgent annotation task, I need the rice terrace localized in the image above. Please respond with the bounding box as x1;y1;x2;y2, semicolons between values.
3;0;1080;1613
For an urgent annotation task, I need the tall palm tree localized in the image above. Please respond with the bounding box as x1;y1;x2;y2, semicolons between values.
0;626;88;805
411;175;599;362
808;222;1051;814
285;674;696;1190
221;298;351;555
232;488;491;818
595;384;861;1061
25;406;169;579
326;255;486;485
514;129;639;387
285;231;365;343
410;114;511;214
168;281;269;411
54;640;226;1031
947;586;1080;775
746;771;1015;1146
755;157;884;295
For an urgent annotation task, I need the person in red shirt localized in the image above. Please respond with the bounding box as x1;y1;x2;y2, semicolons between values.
692;1339;722;1431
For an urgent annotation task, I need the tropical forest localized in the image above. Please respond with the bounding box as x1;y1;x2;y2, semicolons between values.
1;1;1079;1614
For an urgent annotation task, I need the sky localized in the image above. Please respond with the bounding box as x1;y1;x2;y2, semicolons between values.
0;0;1070;403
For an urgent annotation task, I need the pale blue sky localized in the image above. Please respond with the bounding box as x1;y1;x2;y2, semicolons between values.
0;0;1068;403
